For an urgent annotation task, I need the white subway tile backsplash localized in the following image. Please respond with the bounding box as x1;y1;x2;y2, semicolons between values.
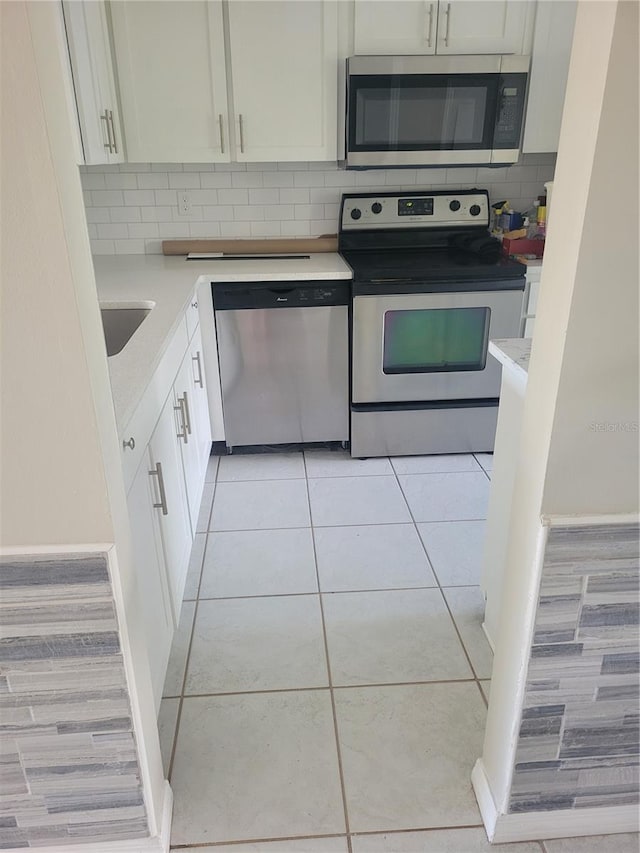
189;222;221;238
200;172;233;188
263;171;295;188
114;239;146;254
86;224;98;239
231;171;264;188
279;188;309;204
110;206;142;223
82;173;107;190
137;173;170;190
281;220;311;236
91;190;124;207
218;189;249;205
104;173;138;190
82;156;555;255
234;205;264;221
250;221;282;237
154;190;178;206
168;172;201;189
97;223;129;240
90;239;115;254
264;204;294;221
85;207;111;224
119;162;151;172
141;206;173;222
127;223;159;239
202;205;235;222
220;221;252;237
295;204;324;220
248;188;279;205
293;172;326;187
158;222;190;238
124;189;156;206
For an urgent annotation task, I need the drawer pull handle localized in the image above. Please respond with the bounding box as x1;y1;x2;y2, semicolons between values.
182;390;192;436
122;436;135;450
174;396;188;443
192;351;204;388
149;462;168;515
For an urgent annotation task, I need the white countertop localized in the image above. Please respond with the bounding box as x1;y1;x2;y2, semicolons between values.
489;337;532;384
93;253;352;430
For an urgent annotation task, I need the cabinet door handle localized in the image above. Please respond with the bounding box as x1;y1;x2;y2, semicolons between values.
108;110;118;154
192;351;204;388
123;436;135;450
101;110;113;152
149;462;168;515
174;396;188;443
424;2;434;46
218;114;225;154
238;114;245;154
444;2;451;47
182;390;192;436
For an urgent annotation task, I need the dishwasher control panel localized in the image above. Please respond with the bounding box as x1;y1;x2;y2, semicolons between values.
213;281;351;310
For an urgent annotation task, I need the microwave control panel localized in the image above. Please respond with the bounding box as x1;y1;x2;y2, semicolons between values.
341;191;490;230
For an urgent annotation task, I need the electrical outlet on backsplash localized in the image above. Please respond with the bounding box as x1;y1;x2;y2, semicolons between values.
81;154;556;256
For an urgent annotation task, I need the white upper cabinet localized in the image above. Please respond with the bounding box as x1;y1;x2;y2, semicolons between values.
436;1;533;54
522;1;577;153
109;0;338;163
354;1;438;56
354;0;533;57
62;1;124;164
109;0;230;162
227;1;338;162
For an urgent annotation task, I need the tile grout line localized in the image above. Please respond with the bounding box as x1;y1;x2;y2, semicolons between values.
390;457;490;707
163;677;481;701
302;452;353;853
167;456;219;781
204;517;487;534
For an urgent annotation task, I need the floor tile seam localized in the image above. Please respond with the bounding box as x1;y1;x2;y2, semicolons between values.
187;583;479;603
172;677;482;701
472;453;493;482
216;475;307;483
170;832;348;849
302;452;353;850
349;822;486;838
391;463;485;689
206;520;491;533
390;458;485;478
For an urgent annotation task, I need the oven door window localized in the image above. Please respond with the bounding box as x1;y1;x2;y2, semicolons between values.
383;307;490;374
349;74;499;151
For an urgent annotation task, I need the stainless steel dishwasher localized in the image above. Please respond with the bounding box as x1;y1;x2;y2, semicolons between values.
213;280;350;449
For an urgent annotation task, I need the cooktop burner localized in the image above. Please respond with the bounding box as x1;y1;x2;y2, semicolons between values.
342;247;525;283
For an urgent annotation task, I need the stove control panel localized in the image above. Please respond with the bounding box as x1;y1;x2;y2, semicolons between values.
341;190;490;231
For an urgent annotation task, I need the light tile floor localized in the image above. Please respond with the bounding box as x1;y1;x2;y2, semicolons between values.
161;450;638;853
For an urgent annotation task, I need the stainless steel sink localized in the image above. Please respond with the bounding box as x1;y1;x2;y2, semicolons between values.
100;302;154;357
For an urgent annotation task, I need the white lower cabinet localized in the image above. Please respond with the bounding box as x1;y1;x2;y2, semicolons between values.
128;448;174;710
149;389;193;624
124;297;213;712
173;325;211;530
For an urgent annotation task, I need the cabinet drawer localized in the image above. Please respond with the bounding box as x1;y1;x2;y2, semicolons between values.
121;319;189;492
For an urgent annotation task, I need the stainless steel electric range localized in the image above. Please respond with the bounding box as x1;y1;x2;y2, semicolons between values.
339;189;526;458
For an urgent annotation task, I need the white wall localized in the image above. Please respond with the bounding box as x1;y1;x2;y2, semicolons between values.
80;155;556;255
481;0;639;815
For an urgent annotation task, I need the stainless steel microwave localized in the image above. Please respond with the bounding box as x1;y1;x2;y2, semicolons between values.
346;54;530;168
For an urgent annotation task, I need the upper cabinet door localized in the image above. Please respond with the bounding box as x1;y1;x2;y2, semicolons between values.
110;1;230;163
227;0;338;162
522;1;577;153
354;1;438;55
62;1;124;164
436;1;532;55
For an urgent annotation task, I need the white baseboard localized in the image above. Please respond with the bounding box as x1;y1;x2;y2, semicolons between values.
3;782;173;853
472;759;640;842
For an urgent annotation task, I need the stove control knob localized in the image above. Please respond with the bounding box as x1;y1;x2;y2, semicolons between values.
449;199;461;211
350;208;362;220
371;202;382;214
470;204;482;216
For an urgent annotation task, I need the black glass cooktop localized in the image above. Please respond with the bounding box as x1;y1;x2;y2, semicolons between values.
341;247;526;284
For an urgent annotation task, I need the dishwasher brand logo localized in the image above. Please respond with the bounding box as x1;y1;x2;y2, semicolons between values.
276;297;288;302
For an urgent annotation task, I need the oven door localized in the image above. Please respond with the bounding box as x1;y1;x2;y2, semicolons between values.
352;286;524;404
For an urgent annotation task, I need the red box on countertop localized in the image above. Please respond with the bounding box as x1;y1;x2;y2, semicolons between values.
501;237;545;258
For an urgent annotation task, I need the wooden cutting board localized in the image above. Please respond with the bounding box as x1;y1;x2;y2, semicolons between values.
162;235;338;256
